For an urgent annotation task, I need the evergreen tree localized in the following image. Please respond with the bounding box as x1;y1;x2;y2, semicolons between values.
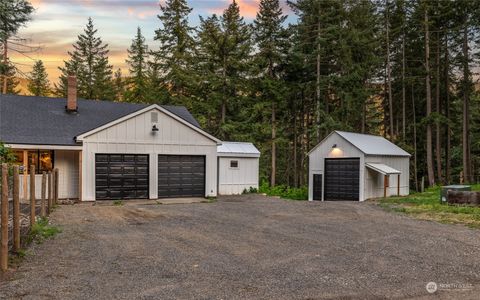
112;68;125;101
151;0;195;105
28;60;50;96
253;0;288;186
125;27;149;103
55;18;114;100
0;58;18;94
0;0;34;94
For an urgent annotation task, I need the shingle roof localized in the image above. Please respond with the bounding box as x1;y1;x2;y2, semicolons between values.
335;131;410;157
0;94;201;146
217;142;260;158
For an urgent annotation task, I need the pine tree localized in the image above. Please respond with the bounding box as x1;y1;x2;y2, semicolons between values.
112;68;125;101
151;0;195;105
0;58;18;94
253;0;287;187
55;18;114;100
28;60;50;96
0;0;34;94
125;27;149;103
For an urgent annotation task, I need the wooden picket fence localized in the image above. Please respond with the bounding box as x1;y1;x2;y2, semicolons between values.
0;163;59;272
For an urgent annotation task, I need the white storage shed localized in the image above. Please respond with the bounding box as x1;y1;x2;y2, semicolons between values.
217;142;260;195
308;131;410;201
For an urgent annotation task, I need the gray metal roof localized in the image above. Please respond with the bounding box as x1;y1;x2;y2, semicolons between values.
217;142;260;158
0;94;200;146
336;131;411;157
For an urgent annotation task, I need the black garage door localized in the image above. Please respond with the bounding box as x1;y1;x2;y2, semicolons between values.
95;154;149;200
324;158;360;201
158;155;205;198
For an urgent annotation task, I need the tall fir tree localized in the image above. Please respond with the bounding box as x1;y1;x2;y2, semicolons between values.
112;68;125;101
253;0;287;186
125;27;149;103
151;0;195;106
28;60;50;96
55;18;114;100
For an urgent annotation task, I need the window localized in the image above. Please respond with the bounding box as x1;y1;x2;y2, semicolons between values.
230;160;238;168
13;150;54;174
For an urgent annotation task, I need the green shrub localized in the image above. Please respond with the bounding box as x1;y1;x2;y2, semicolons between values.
258;180;308;200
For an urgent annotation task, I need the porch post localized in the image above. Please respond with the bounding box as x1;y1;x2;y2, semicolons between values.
383;175;388;198
23;150;28;201
78;150;82;201
397;174;400;196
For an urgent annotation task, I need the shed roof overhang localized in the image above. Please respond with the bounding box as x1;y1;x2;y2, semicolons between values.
366;163;401;175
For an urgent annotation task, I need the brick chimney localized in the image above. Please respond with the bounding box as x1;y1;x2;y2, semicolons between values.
66;75;78;112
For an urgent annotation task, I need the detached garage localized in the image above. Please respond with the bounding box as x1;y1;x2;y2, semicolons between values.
217;142;260;195
308;131;410;201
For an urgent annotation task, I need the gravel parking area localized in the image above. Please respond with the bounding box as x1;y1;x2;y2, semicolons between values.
1;194;479;299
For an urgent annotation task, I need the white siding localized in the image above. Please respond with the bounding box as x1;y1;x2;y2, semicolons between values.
308;132;365;201
55;150;79;199
81;107;218;201
364;155;410;199
308;132;410;201
218;157;259;195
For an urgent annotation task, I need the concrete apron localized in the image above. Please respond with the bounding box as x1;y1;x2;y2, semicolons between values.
93;198;206;206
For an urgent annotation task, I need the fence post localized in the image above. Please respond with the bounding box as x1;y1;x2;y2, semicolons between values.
1;163;9;272
54;168;59;205
47;171;52;214
13;166;20;253
41;172;46;217
30;165;36;228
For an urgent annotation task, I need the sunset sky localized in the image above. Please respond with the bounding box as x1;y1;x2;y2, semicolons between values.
11;0;294;84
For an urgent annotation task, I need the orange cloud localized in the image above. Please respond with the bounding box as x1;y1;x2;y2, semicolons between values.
210;0;259;18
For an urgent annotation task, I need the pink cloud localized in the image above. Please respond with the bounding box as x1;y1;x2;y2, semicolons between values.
210;0;260;18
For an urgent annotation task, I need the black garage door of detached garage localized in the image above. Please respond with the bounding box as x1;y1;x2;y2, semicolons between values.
95;154;149;200
324;158;360;201
158;155;205;198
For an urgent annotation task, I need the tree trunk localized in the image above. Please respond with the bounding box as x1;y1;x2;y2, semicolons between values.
412;85;418;192
424;6;435;187
435;32;442;183
462;24;472;183
316;19;321;143
271;101;276;187
386;2;394;140
293;108;298;188
402;32;406;140
2;39;7;94
444;37;451;184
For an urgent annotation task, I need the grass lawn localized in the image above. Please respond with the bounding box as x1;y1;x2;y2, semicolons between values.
375;184;480;228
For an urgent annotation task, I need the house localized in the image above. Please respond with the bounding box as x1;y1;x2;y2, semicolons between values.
308;131;410;201
217;142;260;195
0;76;223;201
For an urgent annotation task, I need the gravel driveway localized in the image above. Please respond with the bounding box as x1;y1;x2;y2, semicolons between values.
1;194;479;299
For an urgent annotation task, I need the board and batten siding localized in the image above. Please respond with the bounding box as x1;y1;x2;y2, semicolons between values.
364;155;409;199
218;157;259;195
308;132;365;201
80;107;218;201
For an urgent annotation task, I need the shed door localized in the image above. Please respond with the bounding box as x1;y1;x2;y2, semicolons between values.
324;158;360;201
313;174;322;201
95;154;149;200
158;155;205;198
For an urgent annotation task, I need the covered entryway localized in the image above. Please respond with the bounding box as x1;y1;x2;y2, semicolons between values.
324;158;360;201
158;155;205;198
95;154;149;200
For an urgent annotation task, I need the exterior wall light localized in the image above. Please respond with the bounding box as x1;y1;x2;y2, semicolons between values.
152;124;159;132
332;144;337;149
